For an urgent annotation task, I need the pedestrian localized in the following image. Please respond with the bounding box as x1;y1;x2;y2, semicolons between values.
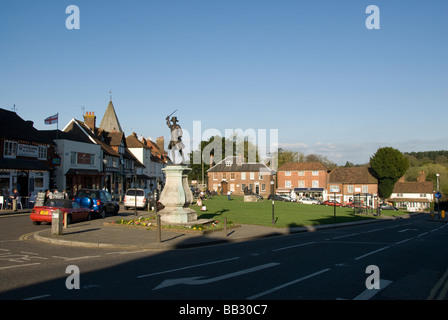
227;190;232;201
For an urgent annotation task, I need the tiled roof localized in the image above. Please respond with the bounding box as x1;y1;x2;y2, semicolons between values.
208;156;274;173
393;181;434;194
278;162;327;171
329;166;378;184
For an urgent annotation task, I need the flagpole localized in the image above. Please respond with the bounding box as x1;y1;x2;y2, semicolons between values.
56;113;59;141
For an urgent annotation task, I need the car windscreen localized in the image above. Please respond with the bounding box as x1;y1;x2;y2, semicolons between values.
76;190;99;199
126;190;144;196
44;199;73;208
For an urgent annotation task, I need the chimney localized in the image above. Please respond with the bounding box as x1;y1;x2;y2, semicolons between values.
84;111;96;132
417;171;426;183
210;155;214;168
156;136;164;151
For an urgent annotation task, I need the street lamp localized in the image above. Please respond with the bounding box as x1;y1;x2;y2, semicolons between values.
436;173;440;219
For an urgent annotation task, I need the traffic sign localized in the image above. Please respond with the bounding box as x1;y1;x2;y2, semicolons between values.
435;192;442;199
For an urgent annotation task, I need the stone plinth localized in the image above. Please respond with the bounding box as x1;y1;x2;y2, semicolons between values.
158;165;197;224
244;195;259;202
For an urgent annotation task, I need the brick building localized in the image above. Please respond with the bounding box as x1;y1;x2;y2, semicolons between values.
207;156;275;197
327;166;378;207
277;162;328;200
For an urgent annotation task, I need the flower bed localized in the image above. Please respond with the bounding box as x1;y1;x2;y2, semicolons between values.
105;216;233;234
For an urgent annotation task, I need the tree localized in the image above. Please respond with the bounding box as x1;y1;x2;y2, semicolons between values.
370;147;409;199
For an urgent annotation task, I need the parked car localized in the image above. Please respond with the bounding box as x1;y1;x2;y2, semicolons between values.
30;199;91;225
322;200;341;206
379;203;398;211
299;197;321;205
268;194;288;201
124;188;152;210
73;189;119;218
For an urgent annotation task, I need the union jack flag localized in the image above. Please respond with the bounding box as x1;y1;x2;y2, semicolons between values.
44;113;58;125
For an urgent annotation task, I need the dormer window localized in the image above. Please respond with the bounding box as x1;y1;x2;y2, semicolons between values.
226;161;232;167
119;141;125;155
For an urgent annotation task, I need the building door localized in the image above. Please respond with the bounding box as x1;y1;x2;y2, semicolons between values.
221;181;228;194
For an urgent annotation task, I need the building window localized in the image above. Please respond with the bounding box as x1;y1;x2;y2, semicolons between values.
222;172;227;180
285;180;291;188
298;180;305;188
298;170;304;176
362;185;368;193
285;171;291;176
3;140;17;158
312;171;319;176
420;194;426;197
312;180;319;188
347;185;354;193
261;183;266;192
213;172;218;180
230;184;235;192
38;146;47;160
241;183;246;191
230;172;235;180
250;172;255;180
241;172;246;180
226;161;231;167
259;172;263;180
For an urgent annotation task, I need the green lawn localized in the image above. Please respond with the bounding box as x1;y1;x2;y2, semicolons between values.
192;195;408;228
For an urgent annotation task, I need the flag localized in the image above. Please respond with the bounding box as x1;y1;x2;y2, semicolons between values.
44;113;58;125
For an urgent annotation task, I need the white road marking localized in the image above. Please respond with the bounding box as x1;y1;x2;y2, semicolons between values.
0;262;41;270
354;246;390;260
137;256;240;278
247;268;331;300
353;279;393;300
272;241;316;252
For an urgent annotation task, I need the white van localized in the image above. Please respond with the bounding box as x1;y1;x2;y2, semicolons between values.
124;188;148;210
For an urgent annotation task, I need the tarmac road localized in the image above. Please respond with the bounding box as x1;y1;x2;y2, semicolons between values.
1;211;448;305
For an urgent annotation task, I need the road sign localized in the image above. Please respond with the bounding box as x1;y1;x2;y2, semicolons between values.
435;192;442;199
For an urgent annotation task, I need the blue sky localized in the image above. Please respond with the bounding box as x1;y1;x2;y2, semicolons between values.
1;0;447;165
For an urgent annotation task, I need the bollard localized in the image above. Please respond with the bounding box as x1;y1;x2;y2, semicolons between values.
224;217;228;237
442;210;446;219
52;209;63;236
156;214;161;243
12;199;17;212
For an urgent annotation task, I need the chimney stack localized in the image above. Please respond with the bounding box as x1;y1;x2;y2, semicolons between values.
84;111;96;132
156;136;164;151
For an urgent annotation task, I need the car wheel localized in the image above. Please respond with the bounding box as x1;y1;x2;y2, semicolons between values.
33;221;41;225
100;208;106;219
113;206;119;215
66;214;73;225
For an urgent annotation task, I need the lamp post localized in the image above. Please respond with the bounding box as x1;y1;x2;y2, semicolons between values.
436;173;440;219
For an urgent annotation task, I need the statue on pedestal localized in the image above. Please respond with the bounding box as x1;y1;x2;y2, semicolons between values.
166;115;185;164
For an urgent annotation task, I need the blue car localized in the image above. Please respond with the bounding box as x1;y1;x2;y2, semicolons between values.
73;189;119;218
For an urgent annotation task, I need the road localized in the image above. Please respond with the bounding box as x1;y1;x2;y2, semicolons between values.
1;211;448;305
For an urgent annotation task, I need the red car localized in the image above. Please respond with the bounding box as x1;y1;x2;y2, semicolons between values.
30;199;91;225
322;200;341;207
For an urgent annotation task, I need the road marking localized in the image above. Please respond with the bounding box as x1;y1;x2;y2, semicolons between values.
417;232;428;237
23;294;51;300
272;241;316;252
395;238;413;245
246;268;331;300
0;263;41;270
332;233;359;240
398;229;418;233
137;257;240;278
52;255;101;261
428;267;448;300
354;246;390;261
353;279;393;300
153;262;280;290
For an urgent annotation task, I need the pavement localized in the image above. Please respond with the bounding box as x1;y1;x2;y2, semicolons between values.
2;207;421;251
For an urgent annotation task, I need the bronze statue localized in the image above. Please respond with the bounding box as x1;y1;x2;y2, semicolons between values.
166;114;185;164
